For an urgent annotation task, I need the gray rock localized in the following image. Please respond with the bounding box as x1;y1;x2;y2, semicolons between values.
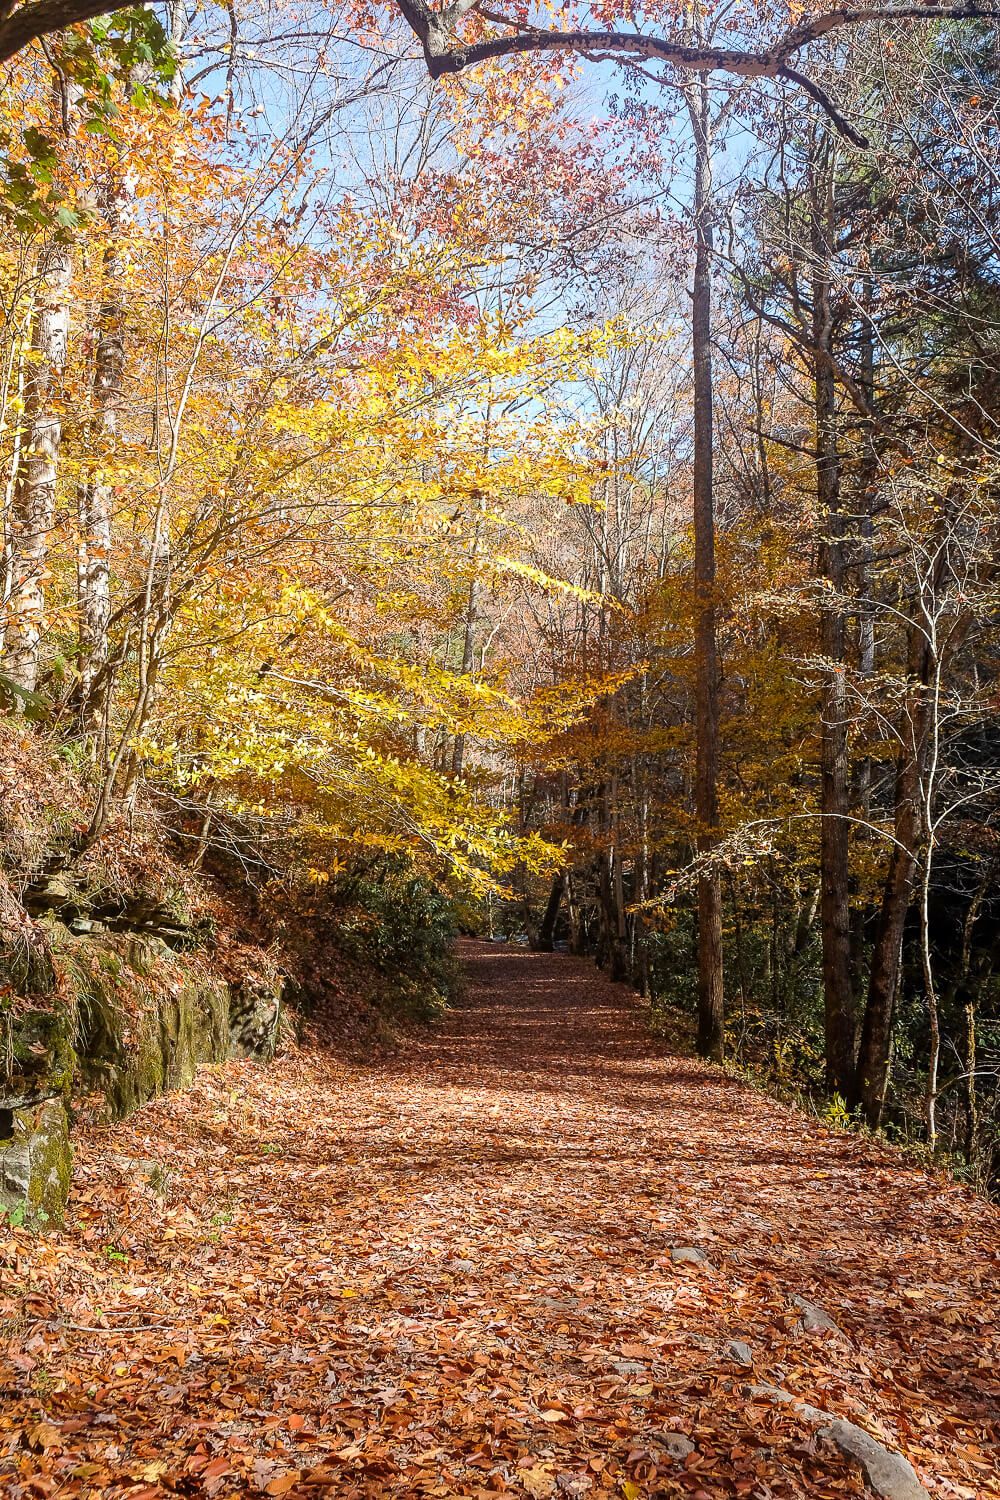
791;1294;843;1336
658;1432;695;1461
26;873;78;916
670;1245;713;1268
747;1382;829;1424
724;1339;753;1367
746;1385;928;1498
0;1098;71;1226
820;1420;926;1500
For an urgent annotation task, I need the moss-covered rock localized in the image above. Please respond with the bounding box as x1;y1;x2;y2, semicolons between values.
2;921;283;1223
229;978;282;1060
0;1098;71;1227
0;926;56;997
3;1002;75;1105
74;944;234;1119
1;966;76;1227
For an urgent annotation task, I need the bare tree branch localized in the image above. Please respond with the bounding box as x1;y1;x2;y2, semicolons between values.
0;0;991;140
392;0;1000;143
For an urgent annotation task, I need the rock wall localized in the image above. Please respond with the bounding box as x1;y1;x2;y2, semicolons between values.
1;926;283;1226
0;1099;71;1225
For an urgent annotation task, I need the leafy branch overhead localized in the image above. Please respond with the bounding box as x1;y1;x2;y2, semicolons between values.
392;0;1000;142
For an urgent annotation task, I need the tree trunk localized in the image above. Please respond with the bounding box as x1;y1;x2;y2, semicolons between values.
963;997;978;1164
76;175;127;726
0;315;30;659
919;846;941;1151
596;847;627;980
810;148;855;1096
854;271;877;832
1;238;73;694
952;866;989;1163
536;871;564;952
593;778;627;980
852;621;932;1125
566;870;586;955
687;78;724;1062
451;570;478;778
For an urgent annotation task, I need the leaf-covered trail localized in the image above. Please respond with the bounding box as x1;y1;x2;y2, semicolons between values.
3;941;998;1499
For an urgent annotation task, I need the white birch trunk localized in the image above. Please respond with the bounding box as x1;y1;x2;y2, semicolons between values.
1;238;73;694
77;187;127;719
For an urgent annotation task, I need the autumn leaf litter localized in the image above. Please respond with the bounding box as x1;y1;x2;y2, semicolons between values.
2;941;998;1498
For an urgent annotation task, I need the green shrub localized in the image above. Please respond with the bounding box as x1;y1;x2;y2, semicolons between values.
337;860;460;1021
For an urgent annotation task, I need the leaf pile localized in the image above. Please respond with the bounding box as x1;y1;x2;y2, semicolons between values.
2;941;997;1497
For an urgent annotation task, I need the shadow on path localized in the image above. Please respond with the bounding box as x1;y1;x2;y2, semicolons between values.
3;938;997;1499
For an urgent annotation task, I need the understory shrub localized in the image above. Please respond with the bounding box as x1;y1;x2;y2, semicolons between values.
335;860;460;1022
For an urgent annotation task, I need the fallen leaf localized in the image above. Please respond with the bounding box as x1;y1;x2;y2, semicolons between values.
25;1422;61;1453
266;1473;303;1496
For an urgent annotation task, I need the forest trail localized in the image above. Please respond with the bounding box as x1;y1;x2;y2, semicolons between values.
3;941;998;1499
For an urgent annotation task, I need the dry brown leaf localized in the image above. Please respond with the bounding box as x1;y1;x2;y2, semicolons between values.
265;1472;303;1496
24;1422;61;1453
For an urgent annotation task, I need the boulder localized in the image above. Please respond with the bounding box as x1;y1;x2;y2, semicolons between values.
2;926;284;1225
820;1419;926;1500
77;958;232;1117
746;1384;928;1498
6;1003;74;1103
0;1098;71;1226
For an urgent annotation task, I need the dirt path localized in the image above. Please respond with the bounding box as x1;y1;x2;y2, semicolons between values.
3;941;998;1498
